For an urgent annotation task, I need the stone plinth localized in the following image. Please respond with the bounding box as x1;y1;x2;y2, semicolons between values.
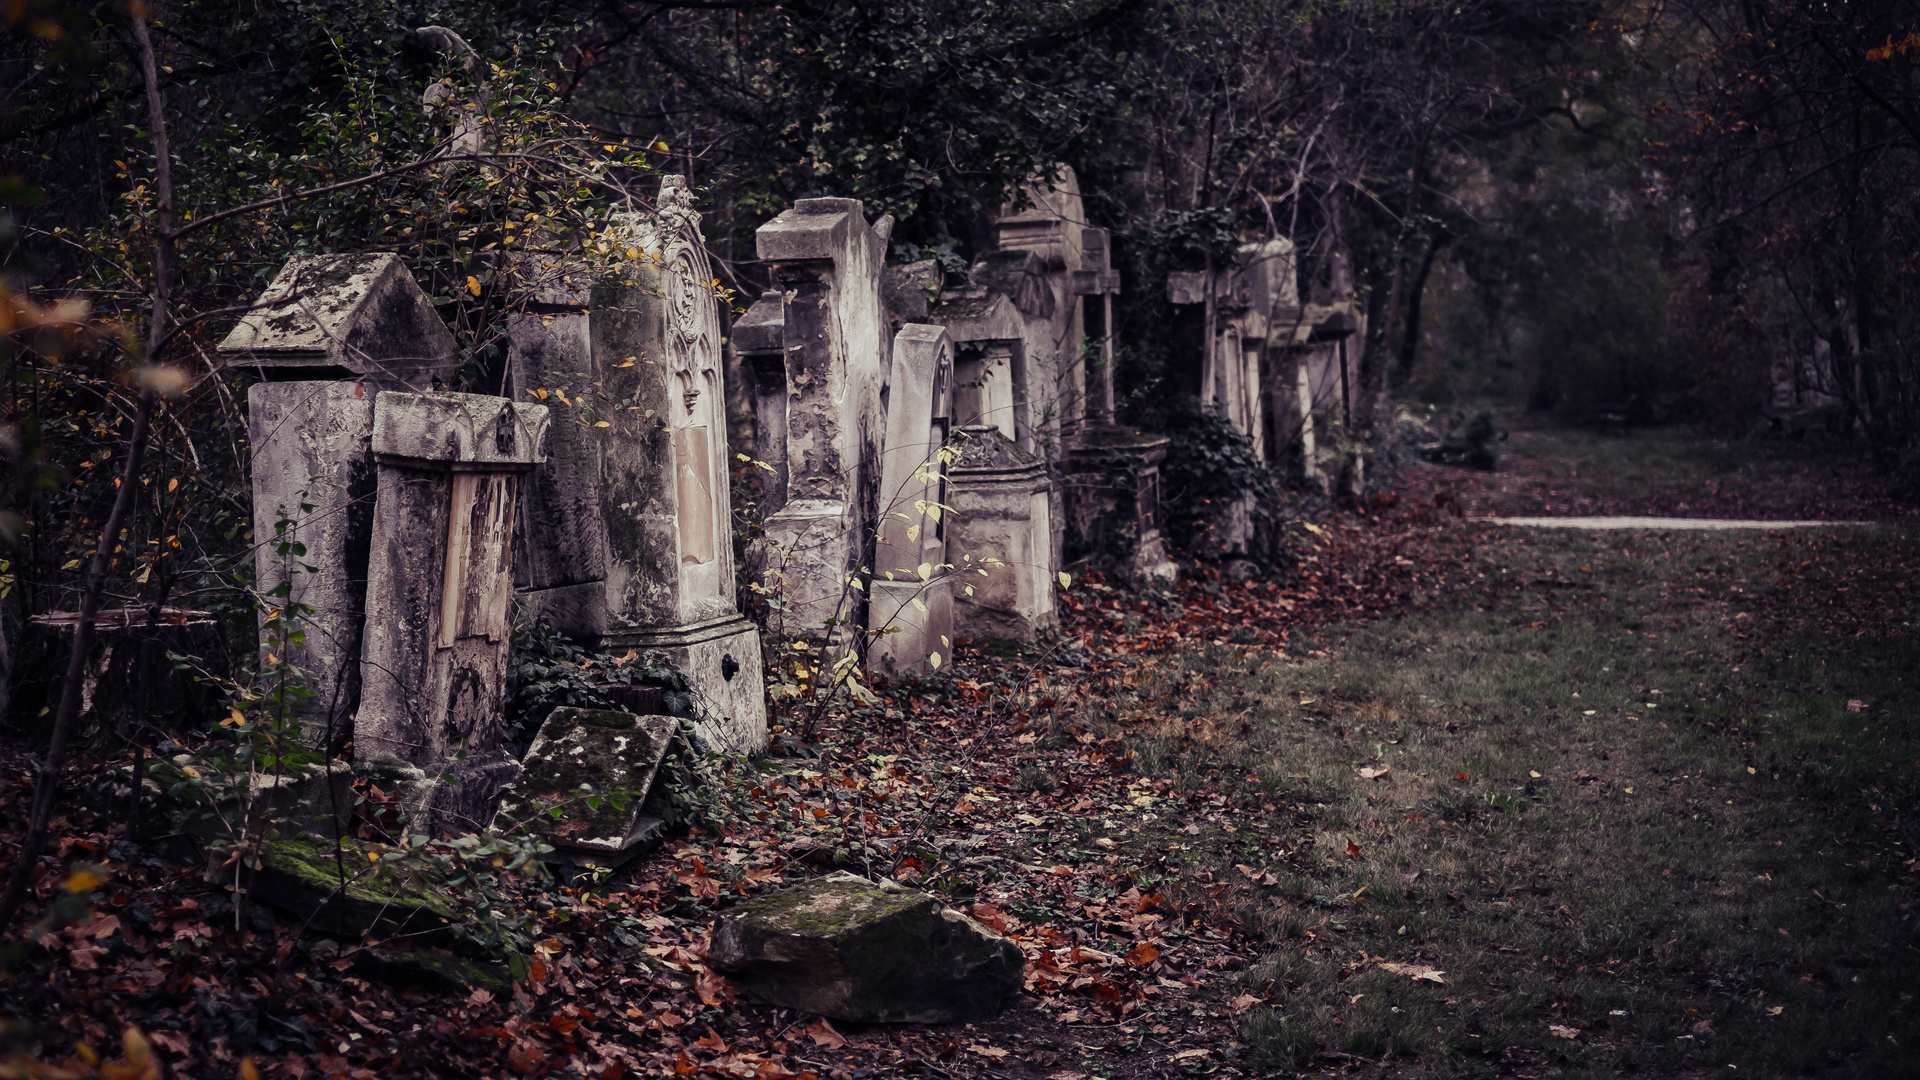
868;324;956;675
357;390;550;833
246;380;377;747
217;252;459;390
947;426;1056;644
1064;426;1177;584
754;197;891;645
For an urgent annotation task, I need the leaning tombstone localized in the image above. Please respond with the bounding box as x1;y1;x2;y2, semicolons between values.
355;390;550;833
753;198;892;645
220;253;460;750
591;176;768;752
493;707;676;871
946;427;1057;644
867;324;956;675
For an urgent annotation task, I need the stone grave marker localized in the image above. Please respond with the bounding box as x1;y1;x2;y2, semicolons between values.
947;427;1056;643
591;177;767;752
753;197;892;644
356;390;550;833
867;324;956;675
222;253;459;747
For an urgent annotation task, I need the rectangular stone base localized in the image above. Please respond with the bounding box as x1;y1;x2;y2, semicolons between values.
604;614;768;753
867;576;953;677
367;754;523;837
757;499;858;641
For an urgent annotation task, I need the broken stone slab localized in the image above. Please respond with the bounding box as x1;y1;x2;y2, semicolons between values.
492;707;675;868
709;871;1023;1024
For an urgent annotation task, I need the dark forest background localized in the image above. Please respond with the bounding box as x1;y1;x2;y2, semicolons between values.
1;0;1917;624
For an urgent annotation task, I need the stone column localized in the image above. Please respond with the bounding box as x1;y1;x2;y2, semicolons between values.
593;177;769;753
754;198;892;645
220;253;460;748
867;324;956;675
947;427;1057;644
356;391;550;833
507;266;609;638
991;165;1088;447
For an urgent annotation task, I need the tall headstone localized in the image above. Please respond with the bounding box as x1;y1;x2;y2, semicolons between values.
592;177;768;753
508;261;608;638
947;428;1057;644
356;391;549;832
222;254;460;748
990;165;1089;445
867;324;955;675
753;198;892;644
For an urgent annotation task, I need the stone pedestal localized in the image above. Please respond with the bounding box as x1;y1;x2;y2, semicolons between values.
1063;427;1177;584
356;391;550;833
868;324;957;675
947;426;1056;644
753;198;892;645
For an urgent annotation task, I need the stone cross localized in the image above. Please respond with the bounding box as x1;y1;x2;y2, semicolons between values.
867;324;956;675
356;391;550;833
221;254;460;749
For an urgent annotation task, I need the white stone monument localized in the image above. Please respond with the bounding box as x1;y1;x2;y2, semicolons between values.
947;428;1057;644
867;324;956;675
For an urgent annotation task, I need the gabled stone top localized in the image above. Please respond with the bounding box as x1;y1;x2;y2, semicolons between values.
371;390;550;468
732;295;785;354
217;253;459;388
949;425;1044;475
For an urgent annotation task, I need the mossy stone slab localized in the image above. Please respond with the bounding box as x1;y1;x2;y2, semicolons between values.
709;872;1022;1023
350;947;508;995
494;708;675;856
247;837;457;940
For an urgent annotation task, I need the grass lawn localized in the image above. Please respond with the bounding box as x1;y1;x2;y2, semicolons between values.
1086;517;1918;1076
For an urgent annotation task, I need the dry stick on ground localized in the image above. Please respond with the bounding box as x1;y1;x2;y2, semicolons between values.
0;9;169;932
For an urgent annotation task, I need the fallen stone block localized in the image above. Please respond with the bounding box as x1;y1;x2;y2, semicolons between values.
492;707;675;869
350;947;508;995
710;872;1022;1023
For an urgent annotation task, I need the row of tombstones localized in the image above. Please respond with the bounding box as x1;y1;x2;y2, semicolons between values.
219;171;1356;838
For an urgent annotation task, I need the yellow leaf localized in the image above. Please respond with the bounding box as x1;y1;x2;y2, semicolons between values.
65;867;108;893
167;477;179;492
1057;571;1072;589
928;651;941;669
910;596;928;614
466;276;481;297
917;562;932;582
222;708;246;727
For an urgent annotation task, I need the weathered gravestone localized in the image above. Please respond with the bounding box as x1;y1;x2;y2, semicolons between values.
866;324;956;676
221;253;460;748
711;872;1023;1024
752;198;892;644
493;707;676;868
510;176;768;753
986;164;1091;448
591;178;767;752
947;427;1057;644
356;390;549;833
927;286;1029;449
